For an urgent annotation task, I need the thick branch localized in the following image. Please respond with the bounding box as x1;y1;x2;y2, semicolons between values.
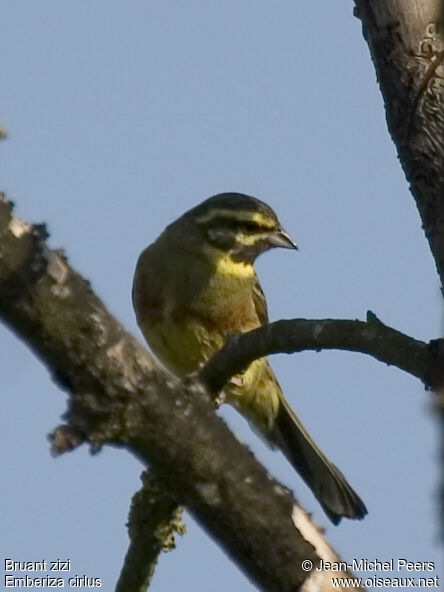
354;0;444;539
354;0;444;287
0;196;322;591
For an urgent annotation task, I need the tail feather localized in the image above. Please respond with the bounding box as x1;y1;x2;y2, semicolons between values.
269;395;367;524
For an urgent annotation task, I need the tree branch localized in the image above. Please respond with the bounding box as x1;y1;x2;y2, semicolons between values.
200;312;436;396
115;470;185;592
354;0;444;538
0;195;325;591
354;0;444;287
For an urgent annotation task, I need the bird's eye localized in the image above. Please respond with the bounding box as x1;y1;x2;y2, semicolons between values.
243;222;259;233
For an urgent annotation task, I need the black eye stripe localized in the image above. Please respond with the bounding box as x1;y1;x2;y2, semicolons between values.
203;216;272;235
242;221;261;233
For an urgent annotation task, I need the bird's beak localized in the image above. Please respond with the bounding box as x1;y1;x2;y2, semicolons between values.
269;227;298;250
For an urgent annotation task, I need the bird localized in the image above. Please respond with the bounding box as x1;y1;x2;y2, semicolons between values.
132;192;367;524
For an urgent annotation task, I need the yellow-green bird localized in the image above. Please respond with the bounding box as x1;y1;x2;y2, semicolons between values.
132;192;367;523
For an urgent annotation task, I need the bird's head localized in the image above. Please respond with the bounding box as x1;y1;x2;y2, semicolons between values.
174;192;297;264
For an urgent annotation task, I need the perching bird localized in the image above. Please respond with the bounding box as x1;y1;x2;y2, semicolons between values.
132;192;367;523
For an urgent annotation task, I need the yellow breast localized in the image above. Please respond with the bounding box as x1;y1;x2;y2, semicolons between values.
139;253;259;376
194;255;259;332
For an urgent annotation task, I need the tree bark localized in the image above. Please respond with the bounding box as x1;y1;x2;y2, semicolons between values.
354;0;444;535
354;0;444;285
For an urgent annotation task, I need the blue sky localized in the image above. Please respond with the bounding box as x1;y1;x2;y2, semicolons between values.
1;2;442;590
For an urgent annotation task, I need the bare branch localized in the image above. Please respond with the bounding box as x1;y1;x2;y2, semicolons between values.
200;312;436;396
115;471;185;592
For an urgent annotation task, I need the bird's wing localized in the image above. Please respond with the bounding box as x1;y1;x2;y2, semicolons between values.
252;276;269;326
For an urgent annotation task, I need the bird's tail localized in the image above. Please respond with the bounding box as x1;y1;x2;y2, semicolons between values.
269;394;367;524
